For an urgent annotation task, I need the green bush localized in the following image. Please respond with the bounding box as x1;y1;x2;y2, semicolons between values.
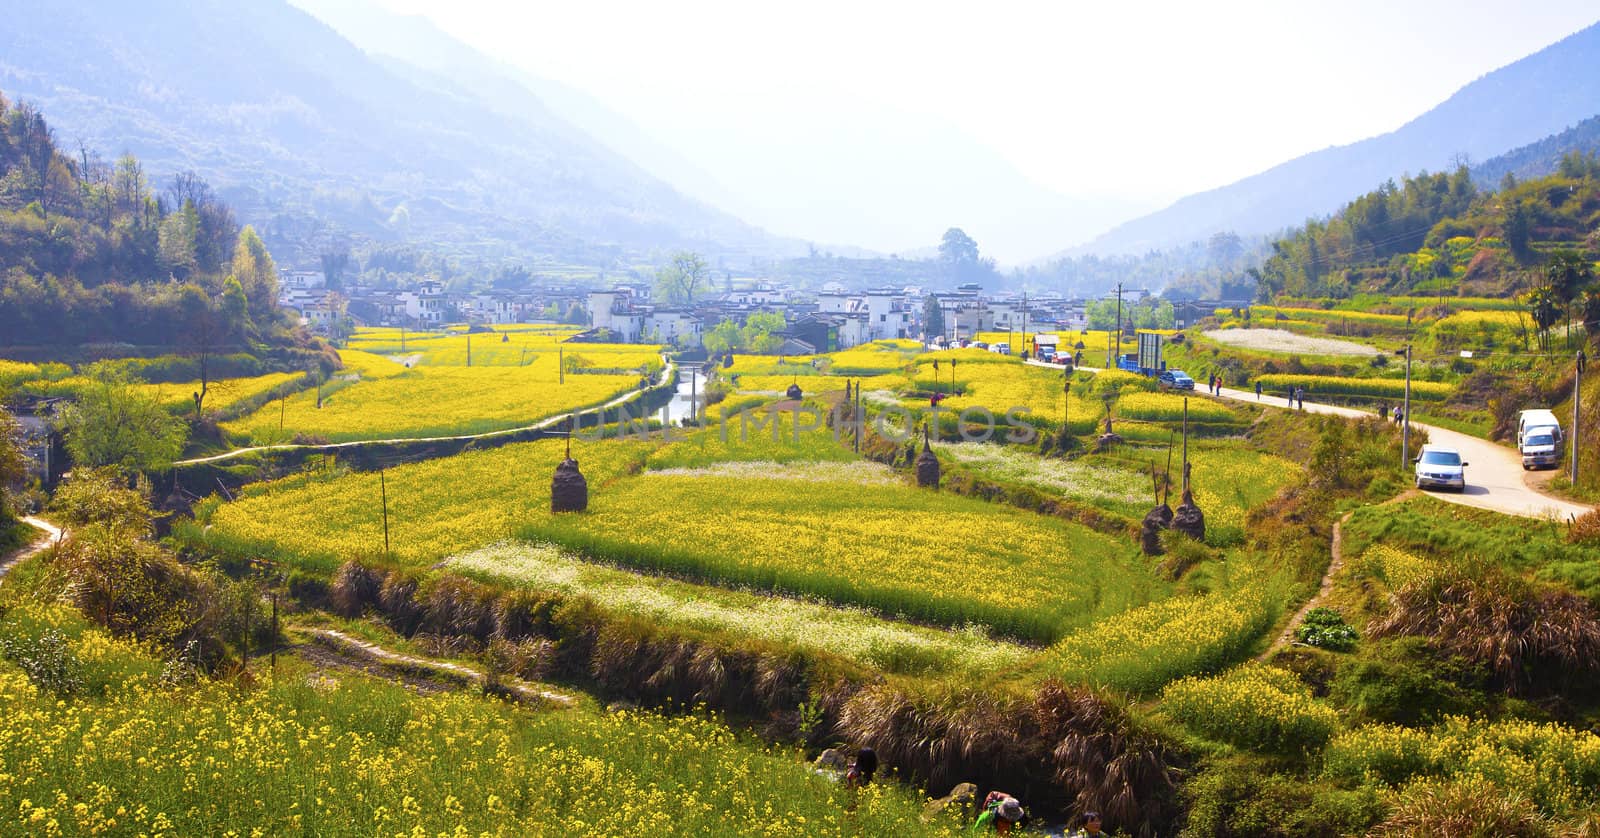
1181;758;1383;838
1295;607;1358;652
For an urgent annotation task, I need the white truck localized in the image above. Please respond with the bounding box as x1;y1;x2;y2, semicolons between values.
1517;408;1563;470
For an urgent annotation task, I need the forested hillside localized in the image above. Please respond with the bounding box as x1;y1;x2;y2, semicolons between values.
0;0;790;270
0;90;326;367
1252;154;1600;301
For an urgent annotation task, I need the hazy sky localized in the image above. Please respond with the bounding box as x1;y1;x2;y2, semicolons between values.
355;1;1598;258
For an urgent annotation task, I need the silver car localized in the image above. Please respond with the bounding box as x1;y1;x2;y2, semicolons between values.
1414;445;1468;492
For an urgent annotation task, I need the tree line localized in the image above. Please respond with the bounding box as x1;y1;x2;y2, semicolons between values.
0;90;301;356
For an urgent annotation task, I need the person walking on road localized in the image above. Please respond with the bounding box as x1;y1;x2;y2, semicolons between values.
1379;402;1389;420
1255;380;1262;400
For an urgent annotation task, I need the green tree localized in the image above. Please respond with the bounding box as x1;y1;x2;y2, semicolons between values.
0;407;26;522
58;363;187;472
703;318;743;354
231;226;278;320
654;251;709;305
922;295;946;340
938;228;995;285
158;199;200;279
739;312;786;353
1505;202;1533;263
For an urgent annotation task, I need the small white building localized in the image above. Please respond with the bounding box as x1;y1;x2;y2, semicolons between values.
586;290;646;342
398;280;445;325
863;288;911;341
645;308;702;347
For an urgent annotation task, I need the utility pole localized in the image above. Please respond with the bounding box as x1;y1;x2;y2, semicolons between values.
270;593;279;670
854;379;862;454
1115;282;1124;368
401;326;406;352
1401;344;1412;469
379;468;391;556
558;346;563;384
1575;349;1586;486
1021;290;1028;355
466;333;472;367
690;364;698;424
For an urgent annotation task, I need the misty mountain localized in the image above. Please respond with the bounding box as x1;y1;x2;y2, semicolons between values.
1078;19;1600;256
289;0;1141;265
0;0;796;268
1473;114;1600;187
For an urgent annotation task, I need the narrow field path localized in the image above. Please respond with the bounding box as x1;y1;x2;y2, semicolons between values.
174;359;675;467
0;516;63;580
1261;511;1352;660
299;627;575;708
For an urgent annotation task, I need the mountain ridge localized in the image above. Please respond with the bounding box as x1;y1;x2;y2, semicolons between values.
1068;19;1600;259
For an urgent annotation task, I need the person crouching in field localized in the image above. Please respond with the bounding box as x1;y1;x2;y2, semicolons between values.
972;792;1026;834
845;747;876;789
1068;810;1103;836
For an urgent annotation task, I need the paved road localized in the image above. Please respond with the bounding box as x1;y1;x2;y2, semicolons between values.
1023;357;1587;520
1214;384;1588;521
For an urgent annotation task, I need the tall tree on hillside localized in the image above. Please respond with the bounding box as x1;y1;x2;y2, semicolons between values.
654;251;709;305
1505;201;1533;264
1208;232;1245;271
158;200;200;279
231;226;278;320
922;295;946;340
938;227;997;286
1548;250;1597;348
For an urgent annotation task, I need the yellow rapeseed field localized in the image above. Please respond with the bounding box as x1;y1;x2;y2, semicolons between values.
189;438;653;573
223;358;643;443
521;466;1155;643
0;605;954;837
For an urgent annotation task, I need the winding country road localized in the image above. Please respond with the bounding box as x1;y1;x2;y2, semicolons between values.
1212;383;1589;521
1023;357;1589;521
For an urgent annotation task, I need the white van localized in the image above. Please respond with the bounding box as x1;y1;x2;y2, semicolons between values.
1517;408;1563;470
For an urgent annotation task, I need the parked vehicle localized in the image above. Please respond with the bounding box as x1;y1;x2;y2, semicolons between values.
1158;369;1195;390
1414;444;1468;492
1520;428;1561;470
989;343;1011;355
1517;409;1564;470
1038;346;1057;362
973;341;989;350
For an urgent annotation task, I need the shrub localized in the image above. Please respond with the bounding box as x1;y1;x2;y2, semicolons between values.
0;628;83;696
1327;641;1480;726
1370;776;1552;837
1180;758;1383;838
1296;607;1358;652
1162;663;1340;754
1570;509;1600;545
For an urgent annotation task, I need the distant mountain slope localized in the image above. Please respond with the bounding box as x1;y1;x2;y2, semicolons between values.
0;0;791;267
1473;114;1600;186
1079;20;1600;256
289;0;1143;264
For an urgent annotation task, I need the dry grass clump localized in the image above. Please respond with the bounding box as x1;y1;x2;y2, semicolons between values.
1369;566;1600;694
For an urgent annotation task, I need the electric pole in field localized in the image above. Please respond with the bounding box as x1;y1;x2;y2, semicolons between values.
1113;282;1124;368
1575;349;1586;486
1401;344;1412;469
